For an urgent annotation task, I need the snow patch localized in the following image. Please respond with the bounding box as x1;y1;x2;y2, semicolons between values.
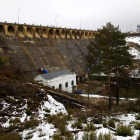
128;47;140;60
126;36;140;45
38;94;67;119
96;128;111;137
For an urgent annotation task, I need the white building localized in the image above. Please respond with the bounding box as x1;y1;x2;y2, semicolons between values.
34;69;77;93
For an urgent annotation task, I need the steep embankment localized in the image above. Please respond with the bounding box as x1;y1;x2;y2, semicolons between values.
0;34;92;76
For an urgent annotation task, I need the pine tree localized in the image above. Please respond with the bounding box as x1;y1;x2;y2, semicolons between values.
87;22;134;108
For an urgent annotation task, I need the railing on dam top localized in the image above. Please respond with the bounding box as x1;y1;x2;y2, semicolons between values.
0;22;95;39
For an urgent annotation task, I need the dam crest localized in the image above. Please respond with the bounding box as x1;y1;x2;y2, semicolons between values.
0;22;95;39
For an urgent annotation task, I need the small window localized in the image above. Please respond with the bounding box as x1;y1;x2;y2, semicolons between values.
52;86;55;89
71;81;74;86
65;82;68;88
59;84;62;89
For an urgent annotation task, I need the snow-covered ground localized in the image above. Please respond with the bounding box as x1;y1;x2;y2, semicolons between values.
22;122;56;140
18;94;68;140
38;94;67;119
128;47;140;60
81;94;137;101
126;36;140;45
0;94;68;140
125;36;140;78
126;37;140;60
1;90;140;140
66;113;140;140
126;36;140;60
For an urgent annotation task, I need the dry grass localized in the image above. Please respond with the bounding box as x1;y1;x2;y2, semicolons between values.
0;132;22;140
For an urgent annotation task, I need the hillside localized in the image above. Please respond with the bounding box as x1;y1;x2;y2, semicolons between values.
1;75;140;140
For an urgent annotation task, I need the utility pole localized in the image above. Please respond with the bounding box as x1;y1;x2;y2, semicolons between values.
17;9;21;24
80;19;83;29
55;15;59;27
88;71;89;106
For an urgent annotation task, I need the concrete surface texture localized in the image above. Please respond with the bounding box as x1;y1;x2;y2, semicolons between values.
0;22;95;77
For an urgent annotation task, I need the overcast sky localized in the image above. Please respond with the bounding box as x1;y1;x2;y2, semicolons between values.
0;0;139;32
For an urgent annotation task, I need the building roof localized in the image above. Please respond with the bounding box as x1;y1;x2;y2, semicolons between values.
40;69;74;80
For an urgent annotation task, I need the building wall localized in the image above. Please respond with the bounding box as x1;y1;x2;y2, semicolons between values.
35;74;76;93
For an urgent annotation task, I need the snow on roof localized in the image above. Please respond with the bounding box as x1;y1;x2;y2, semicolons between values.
40;69;73;80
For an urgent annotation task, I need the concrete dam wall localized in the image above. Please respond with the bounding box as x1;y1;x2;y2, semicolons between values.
0;22;95;77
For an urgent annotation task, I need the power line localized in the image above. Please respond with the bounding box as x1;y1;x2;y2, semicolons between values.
6;0;24;19
21;0;41;17
0;0;13;17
